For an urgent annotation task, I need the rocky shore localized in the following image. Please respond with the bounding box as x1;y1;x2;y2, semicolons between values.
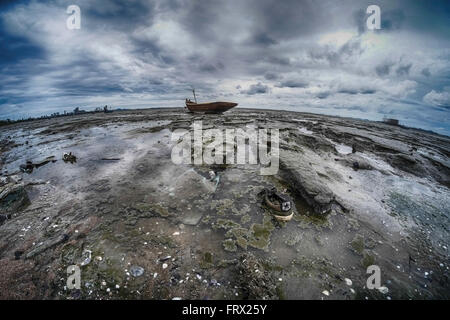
0;108;448;299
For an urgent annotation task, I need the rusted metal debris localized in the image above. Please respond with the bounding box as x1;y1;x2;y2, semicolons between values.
259;187;293;221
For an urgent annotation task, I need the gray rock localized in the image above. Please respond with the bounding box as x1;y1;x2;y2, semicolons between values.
130;266;145;277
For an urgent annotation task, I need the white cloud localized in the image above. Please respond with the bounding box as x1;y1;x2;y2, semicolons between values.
423;89;450;108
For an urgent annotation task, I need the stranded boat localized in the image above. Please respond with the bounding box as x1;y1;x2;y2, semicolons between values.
185;90;238;113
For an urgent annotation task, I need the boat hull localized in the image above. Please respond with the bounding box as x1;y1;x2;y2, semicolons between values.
185;101;238;113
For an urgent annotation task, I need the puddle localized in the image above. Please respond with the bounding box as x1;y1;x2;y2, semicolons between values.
298;127;313;135
335;144;353;155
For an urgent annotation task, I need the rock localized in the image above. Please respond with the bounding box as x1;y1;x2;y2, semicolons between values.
378;286;389;294
14;250;24;260
130;266;145;277
0;214;7;226
279;156;338;215
0;184;30;215
159;256;172;262
181;211;204;226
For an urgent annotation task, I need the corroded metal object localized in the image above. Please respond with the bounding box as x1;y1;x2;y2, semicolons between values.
260;188;293;221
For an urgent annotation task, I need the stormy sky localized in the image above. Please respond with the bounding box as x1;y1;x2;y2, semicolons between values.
1;0;449;135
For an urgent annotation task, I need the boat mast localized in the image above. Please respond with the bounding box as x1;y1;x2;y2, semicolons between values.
192;89;197;103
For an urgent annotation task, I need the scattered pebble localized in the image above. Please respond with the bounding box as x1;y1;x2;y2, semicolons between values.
130;266;145;277
378;286;389;294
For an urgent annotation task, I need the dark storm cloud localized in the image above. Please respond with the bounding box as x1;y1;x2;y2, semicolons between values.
381;9;405;31
396;63;412;77
276;80;308;88
243;0;331;40
248;33;278;46
352;0;450;38
337;88;376;95
421;68;431;77
316;92;330;99
82;0;156;32
375;62;394;77
264;73;280;80
0;0;449;135
241;82;269;95
308;38;364;67
0;19;44;68
198;62;225;73
177;0;225;42
353;8;366;35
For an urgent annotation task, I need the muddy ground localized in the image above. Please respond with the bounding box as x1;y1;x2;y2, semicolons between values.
0;108;449;300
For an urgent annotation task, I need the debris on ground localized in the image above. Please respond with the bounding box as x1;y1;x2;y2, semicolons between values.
20;156;57;173
63;152;77;163
0;183;30;219
259;187;293;221
236;253;279;299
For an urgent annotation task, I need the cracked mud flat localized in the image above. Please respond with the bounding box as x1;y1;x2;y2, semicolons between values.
0;108;449;300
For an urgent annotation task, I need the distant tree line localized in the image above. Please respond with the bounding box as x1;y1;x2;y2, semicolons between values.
0;105;122;127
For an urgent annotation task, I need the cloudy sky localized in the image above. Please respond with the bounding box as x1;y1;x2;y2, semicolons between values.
1;0;449;135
